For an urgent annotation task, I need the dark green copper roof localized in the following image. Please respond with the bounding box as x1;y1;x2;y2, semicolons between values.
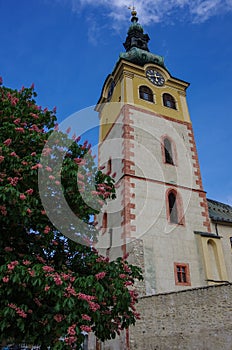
120;47;165;67
120;9;165;68
207;198;232;224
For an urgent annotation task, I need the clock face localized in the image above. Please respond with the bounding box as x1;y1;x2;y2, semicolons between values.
146;69;165;86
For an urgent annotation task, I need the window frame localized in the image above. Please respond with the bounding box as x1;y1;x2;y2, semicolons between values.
163;93;176;109
166;189;185;226
102;212;107;234
161;135;178;166
174;262;191;286
139;85;154;103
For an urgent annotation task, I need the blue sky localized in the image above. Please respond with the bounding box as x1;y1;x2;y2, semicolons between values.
1;0;232;204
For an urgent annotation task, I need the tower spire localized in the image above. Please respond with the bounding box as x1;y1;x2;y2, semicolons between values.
123;6;150;52
120;6;165;67
128;4;138;23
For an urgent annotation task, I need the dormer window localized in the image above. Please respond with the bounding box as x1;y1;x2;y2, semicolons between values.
139;85;154;102
163;93;176;109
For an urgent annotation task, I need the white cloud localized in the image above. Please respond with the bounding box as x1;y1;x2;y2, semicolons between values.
69;0;232;24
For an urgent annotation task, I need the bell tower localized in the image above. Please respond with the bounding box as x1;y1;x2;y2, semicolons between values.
95;9;228;295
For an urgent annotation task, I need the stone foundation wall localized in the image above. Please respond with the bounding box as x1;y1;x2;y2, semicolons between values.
129;284;232;350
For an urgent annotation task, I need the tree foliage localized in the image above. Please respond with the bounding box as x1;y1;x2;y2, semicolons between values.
0;79;142;349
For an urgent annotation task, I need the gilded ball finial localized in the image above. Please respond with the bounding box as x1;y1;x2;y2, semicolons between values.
128;5;138;23
131;9;137;17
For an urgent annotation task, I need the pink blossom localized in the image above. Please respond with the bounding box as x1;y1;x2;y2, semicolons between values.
67;324;76;336
74;158;86;165
42;266;54;273
78;173;85;180
26;188;33;195
48;175;55;180
95;271;106;280
43;225;51;234
91;190;100;196
78;293;95;301
55;180;60;185
45;166;52;172
66;127;71;134
88;301;100;312
3;138;12;146
64;336;77;346
36;255;46;263
123;252;129;260
30;83;35;89
123;264;131;273
41;210;46;215
96;256;109;263
65;284;77;297
53;275;63;285
0;205;7;216
15;127;25;133
34;298;42;307
10;151;18;157
2;276;9;283
30;113;39;119
28;269;35;277
54;314;63;322
31;163;42;170
119;274;127;279
30;124;41;132
13;118;21;125
17;309;27;318
4;247;13;252
53;106;57;113
27;208;32;215
8;303;16;309
11;97;19;106
23;260;31;265
81;314;91;321
21;161;28;165
31;152;36;156
0;156;4;163
8;177;19;186
80;325;92;333
44;285;50;291
19;193;26;200
7;260;19;271
124;281;133;286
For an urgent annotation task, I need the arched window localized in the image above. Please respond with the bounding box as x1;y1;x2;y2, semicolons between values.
168;191;178;224
107;157;112;174
102;212;107;234
163;93;176;109
166;190;184;225
139;85;154;102
207;240;221;281
164;138;174;165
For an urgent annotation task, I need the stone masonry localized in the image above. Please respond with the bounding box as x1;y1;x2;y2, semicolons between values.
129;284;232;350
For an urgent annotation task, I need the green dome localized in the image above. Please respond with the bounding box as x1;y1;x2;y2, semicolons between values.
128;22;144;34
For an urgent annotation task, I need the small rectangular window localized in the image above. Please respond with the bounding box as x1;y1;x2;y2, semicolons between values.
174;263;191;286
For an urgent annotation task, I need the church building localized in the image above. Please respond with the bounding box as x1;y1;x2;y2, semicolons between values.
93;9;232;349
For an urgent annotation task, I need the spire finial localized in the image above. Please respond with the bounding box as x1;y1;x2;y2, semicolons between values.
128;4;138;23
